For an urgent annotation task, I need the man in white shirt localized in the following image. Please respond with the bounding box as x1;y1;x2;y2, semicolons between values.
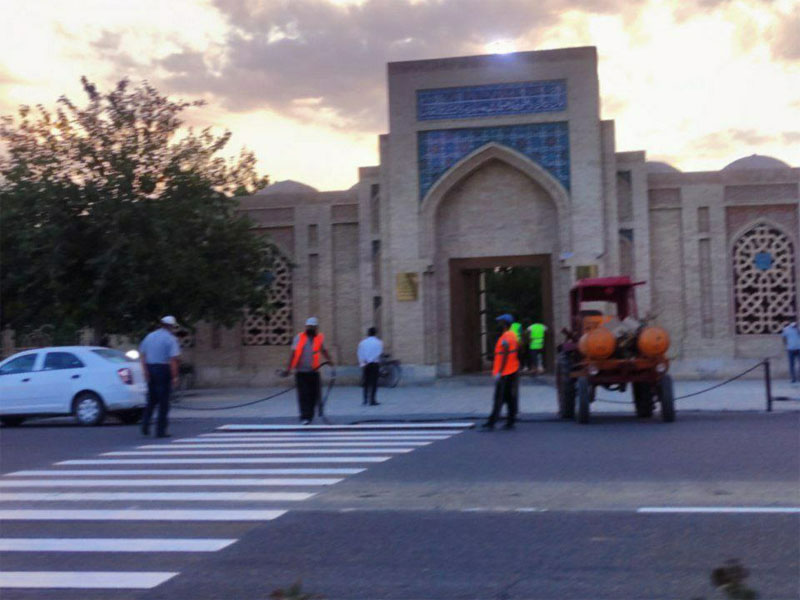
139;315;181;437
781;319;800;383
358;327;383;406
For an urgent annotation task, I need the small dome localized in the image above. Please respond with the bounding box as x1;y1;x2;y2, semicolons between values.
256;180;318;195
722;154;791;171
646;161;681;174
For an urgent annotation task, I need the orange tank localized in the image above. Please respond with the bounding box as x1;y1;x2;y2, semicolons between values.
578;327;616;359
637;326;670;357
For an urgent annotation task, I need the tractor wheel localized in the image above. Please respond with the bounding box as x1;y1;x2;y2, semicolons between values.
633;382;654;418
556;353;576;419
657;375;676;423
576;376;591;424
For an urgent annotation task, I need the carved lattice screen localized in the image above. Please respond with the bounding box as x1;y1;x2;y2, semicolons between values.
242;249;293;345
733;223;797;334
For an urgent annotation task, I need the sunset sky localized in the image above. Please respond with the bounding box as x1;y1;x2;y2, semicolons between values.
2;0;798;190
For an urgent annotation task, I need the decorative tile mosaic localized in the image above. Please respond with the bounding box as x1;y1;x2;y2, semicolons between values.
417;80;567;121
417;122;570;200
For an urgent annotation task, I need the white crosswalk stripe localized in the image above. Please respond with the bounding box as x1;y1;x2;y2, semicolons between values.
0;492;314;501
6;468;365;476
0;571;178;589
103;448;414;455
0;477;342;487
142;441;433;448
59;457;392;464
0;538;236;552
0;422;472;592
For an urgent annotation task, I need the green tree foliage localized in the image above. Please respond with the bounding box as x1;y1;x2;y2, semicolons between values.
0;77;273;341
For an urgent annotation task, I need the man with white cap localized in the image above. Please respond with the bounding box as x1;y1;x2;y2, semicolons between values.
283;317;333;424
138;316;181;437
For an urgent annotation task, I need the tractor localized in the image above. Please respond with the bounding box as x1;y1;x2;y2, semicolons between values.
556;276;675;424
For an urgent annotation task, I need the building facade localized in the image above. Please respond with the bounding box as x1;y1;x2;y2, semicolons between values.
185;47;798;384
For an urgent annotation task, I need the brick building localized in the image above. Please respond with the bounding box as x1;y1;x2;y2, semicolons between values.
185;46;799;384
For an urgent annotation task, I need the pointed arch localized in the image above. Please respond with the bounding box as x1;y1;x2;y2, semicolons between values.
419;143;571;258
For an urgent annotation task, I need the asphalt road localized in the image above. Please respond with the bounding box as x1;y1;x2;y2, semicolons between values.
0;412;798;599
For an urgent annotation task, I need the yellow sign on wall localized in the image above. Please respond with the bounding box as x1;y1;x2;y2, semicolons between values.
396;272;419;301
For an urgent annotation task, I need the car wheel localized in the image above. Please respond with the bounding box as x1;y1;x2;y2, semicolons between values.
0;416;25;427
73;392;106;426
115;408;144;425
576;376;591;424
657;375;676;423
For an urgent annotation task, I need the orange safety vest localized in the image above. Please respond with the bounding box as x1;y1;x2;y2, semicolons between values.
492;330;520;376
290;332;325;370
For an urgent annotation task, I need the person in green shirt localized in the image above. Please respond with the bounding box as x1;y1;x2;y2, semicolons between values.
527;322;547;374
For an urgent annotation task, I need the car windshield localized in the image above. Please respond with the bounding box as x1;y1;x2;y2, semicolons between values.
91;348;135;363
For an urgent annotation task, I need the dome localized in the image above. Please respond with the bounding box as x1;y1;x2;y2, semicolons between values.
256;180;318;195
646;161;681;174
722;154;791;171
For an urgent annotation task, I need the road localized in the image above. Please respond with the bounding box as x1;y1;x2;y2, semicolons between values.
0;412;798;599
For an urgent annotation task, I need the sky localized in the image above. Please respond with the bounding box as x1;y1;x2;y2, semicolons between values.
1;0;798;190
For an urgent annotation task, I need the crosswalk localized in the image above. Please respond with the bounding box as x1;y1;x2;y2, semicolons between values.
0;422;471;594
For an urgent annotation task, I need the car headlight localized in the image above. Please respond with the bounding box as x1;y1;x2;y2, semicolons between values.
125;350;140;360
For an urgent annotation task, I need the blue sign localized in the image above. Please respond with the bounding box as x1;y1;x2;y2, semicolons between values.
754;252;773;271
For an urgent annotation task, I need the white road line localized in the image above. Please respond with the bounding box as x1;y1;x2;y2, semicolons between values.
0;538;236;552
217;423;474;430
58;457;390;464
0;492;313;501
103;448;413;455
637;506;800;514
0;478;341;487
0;509;287;521
0;571;178;589
7;468;365;476
141;442;431;448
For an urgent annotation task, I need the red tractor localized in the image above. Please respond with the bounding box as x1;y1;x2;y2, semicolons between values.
556;276;675;424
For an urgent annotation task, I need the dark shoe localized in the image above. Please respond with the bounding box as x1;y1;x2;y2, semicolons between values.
302;420;311;425
502;423;515;430
156;433;171;438
370;402;381;406
140;428;149;436
480;422;494;430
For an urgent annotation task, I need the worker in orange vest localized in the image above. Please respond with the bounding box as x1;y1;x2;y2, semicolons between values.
282;317;333;424
482;313;521;430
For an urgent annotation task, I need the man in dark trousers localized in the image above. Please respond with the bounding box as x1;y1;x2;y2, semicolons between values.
139;315;181;437
282;317;333;424
358;327;383;406
482;314;520;430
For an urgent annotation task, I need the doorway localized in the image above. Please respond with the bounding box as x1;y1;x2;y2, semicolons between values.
449;255;553;374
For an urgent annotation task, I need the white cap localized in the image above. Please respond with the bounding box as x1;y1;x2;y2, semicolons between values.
161;315;177;326
305;317;319;327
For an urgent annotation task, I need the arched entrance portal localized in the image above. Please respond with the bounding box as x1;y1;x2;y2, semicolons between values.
420;144;569;375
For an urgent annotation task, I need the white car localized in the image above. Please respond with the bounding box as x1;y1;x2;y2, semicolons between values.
0;346;147;427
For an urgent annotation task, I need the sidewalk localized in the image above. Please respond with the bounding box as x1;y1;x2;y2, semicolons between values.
170;376;800;420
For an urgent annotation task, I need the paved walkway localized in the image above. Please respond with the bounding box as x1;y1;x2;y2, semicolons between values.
171;376;800;420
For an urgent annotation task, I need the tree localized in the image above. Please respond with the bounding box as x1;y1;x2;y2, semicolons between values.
0;77;274;342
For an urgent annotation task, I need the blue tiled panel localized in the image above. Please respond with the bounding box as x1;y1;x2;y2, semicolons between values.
418;122;570;200
417;80;567;121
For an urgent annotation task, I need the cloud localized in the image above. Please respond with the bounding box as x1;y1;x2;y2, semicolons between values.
771;12;800;60
152;0;628;130
690;128;797;157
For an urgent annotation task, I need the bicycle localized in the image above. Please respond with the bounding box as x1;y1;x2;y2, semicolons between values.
377;353;402;387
